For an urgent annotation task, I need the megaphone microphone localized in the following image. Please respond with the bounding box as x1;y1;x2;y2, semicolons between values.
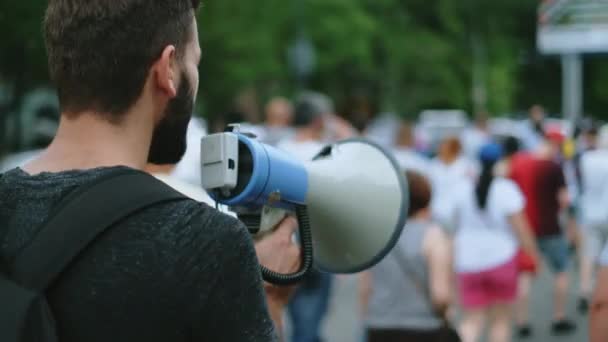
201;125;408;286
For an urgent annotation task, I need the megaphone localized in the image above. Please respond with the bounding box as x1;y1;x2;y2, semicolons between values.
201;125;408;285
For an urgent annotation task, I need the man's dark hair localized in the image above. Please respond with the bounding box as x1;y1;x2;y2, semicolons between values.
44;0;200;121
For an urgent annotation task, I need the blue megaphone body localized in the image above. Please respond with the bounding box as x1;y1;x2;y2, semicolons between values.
208;132;309;209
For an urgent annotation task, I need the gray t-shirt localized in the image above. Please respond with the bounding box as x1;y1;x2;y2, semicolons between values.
367;219;441;330
0;167;277;342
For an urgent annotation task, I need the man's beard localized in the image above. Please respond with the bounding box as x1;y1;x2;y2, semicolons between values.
148;73;194;165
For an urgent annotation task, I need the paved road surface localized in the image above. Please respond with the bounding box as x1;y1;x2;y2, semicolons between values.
287;266;590;341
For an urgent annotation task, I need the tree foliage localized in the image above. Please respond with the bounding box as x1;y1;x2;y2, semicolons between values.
3;0;608;127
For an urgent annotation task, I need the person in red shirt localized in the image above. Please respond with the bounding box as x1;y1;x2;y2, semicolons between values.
510;134;576;337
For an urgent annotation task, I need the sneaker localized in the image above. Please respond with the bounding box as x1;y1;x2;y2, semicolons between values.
578;297;589;314
516;324;532;339
551;319;577;335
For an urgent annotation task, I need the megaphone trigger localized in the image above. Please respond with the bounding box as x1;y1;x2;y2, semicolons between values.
259;204;314;286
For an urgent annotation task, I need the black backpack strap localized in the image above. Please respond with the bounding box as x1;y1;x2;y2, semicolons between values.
11;169;188;291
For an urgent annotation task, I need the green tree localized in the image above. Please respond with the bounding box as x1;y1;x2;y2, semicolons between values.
6;0;608;138
197;0;289;123
197;0;378;125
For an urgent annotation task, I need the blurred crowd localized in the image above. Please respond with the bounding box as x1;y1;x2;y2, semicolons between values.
4;91;608;342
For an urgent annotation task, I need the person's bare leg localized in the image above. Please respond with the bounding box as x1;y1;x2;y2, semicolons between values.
581;254;594;299
554;272;569;320
516;273;532;326
579;227;596;305
489;304;513;342
460;309;486;342
591;267;608;342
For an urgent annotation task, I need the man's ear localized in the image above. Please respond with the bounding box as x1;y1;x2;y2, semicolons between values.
153;45;178;98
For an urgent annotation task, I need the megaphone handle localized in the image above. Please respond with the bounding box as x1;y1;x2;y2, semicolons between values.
260;205;314;286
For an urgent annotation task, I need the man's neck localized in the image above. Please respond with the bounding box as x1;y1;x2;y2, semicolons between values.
23;111;155;175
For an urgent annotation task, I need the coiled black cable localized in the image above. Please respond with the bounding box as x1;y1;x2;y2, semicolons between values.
260;205;314;286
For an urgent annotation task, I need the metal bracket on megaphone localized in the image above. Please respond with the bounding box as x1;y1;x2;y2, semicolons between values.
232;205;288;237
200;125;313;286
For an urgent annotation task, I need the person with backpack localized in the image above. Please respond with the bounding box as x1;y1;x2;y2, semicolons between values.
0;1;300;341
451;143;539;342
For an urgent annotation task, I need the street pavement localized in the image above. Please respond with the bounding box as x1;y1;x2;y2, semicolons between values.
306;266;590;342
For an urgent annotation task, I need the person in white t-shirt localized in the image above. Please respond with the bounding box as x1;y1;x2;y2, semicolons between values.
392;121;429;175
428;137;478;230
579;125;608;306
452;143;539;342
591;242;608;342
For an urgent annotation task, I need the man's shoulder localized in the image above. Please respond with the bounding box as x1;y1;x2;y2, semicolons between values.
147;198;246;239
94;198;254;283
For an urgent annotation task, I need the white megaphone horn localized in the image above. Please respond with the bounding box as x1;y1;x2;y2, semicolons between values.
200;126;408;285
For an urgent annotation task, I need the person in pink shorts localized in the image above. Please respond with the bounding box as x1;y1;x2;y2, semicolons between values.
450;143;539;342
458;257;518;308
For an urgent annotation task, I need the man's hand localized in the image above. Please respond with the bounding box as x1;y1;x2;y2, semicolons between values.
255;216;301;282
254;216;301;333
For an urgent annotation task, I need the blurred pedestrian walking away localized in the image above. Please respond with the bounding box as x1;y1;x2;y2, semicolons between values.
451;143;539;342
510;135;577;337
361;171;455;342
429;137;478;231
